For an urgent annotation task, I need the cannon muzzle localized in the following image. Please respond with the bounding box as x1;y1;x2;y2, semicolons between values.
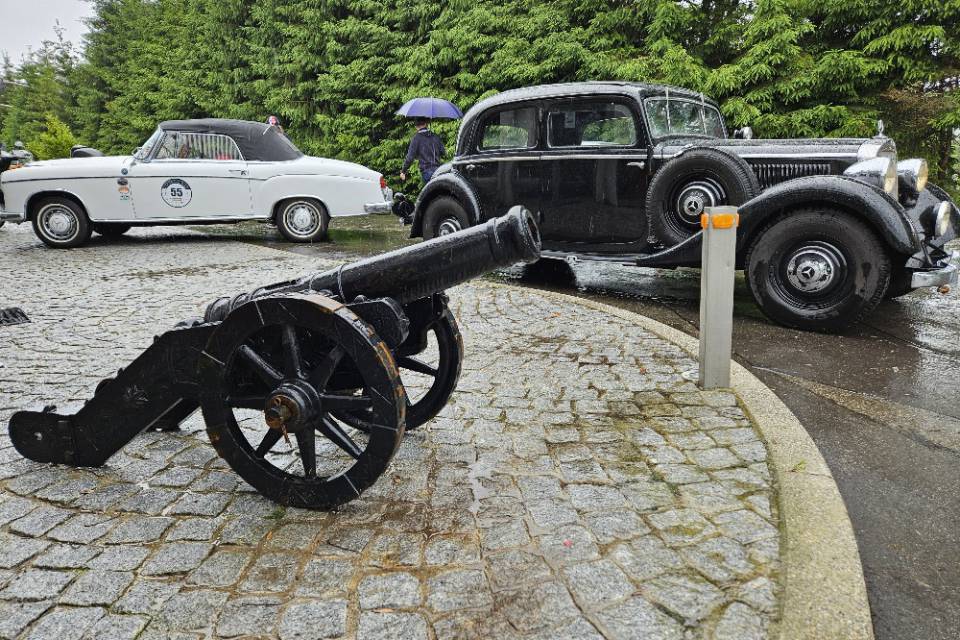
204;206;540;321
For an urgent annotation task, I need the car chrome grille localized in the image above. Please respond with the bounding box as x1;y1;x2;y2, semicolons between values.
748;162;833;189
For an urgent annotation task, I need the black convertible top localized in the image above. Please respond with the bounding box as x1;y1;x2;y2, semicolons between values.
158;119;303;162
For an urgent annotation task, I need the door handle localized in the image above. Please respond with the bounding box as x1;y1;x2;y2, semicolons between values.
627;161;646;170
228;169;248;176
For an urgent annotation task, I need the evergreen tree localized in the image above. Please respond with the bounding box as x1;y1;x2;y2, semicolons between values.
2;0;958;190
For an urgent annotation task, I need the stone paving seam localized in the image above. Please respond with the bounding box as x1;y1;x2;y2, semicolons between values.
2;225;790;638
508;283;875;640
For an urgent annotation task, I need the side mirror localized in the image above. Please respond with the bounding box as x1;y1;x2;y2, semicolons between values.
733;127;754;140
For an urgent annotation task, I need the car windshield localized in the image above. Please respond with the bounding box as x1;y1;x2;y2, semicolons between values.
645;98;725;139
136;129;163;160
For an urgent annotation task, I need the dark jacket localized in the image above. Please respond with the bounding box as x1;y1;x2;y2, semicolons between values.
402;128;445;174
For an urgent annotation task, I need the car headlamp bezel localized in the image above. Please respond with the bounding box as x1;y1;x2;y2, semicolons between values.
897;159;929;195
844;157;898;197
935;201;953;237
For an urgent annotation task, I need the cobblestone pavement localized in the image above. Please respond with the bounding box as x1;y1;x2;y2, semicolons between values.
0;226;780;639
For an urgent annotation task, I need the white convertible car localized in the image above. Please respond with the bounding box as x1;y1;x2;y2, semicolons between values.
0;119;393;248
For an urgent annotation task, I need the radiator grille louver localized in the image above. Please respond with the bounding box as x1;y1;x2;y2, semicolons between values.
748;162;832;189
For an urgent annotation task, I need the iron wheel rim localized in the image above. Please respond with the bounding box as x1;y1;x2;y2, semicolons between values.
332;308;463;432
198;294;405;510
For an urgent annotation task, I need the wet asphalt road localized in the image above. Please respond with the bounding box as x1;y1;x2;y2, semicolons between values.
62;217;959;639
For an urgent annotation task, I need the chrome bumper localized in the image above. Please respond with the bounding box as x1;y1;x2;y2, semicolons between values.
363;201;393;215
912;251;959;288
0;211;25;223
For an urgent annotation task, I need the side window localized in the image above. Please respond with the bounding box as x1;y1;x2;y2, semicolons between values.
645;98;726;138
476;107;538;152
547;101;637;147
153;132;243;161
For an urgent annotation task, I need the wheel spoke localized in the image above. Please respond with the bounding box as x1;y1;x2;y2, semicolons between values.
281;324;304;378
318;416;363;459
397;356;438;377
225;394;267;410
255;429;282;457
318;394;373;411
309;345;345;389
239;345;283;387
296;428;317;477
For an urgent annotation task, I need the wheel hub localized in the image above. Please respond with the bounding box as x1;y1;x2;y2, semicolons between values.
675;180;725;226
41;207;77;239
289;206;317;233
785;245;842;293
438;217;462;236
263;380;321;433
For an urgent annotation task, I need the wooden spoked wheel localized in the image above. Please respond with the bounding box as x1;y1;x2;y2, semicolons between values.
197;293;406;510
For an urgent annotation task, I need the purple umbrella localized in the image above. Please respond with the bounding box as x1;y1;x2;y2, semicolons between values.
396;97;463;119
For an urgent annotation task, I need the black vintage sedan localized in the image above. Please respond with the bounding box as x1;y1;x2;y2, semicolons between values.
397;82;959;332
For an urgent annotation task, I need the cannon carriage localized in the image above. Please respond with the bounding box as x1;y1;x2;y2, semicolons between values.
9;207;541;509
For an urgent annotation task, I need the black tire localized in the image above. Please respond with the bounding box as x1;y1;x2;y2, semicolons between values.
276;198;329;243
521;257;575;283
647;148;759;246
422;196;470;240
31;196;92;248
745;207;891;332
93;223;132;238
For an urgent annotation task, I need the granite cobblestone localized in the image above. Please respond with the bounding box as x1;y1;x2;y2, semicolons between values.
0;225;780;638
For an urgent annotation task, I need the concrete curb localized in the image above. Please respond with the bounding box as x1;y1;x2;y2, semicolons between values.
506;285;874;640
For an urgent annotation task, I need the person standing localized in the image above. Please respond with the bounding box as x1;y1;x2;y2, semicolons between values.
266;115;284;133
400;118;445;183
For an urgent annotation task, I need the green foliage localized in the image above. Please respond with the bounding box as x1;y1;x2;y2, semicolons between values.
1;30;77;149
2;0;959;190
27;113;78;160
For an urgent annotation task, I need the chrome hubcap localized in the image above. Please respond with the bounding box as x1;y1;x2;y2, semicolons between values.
39;205;78;241
285;202;320;236
438;217;462;236
785;244;843;293
675;179;725;226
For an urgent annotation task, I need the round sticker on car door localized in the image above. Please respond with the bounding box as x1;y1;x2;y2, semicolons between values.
160;178;193;208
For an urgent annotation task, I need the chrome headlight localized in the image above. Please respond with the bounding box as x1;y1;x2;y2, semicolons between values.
897;159;928;194
935;201;953;237
844;157;898;197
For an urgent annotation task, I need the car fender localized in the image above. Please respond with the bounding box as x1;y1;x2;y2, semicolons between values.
22;187;90;220
737;175;919;256
256;174;384;218
410;171;481;238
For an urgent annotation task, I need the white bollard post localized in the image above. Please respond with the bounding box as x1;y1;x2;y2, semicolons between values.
698;206;739;389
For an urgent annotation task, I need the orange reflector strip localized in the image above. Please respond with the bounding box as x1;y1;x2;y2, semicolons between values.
700;213;740;229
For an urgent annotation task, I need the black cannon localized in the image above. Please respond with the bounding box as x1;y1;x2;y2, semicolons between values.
9;207;540;509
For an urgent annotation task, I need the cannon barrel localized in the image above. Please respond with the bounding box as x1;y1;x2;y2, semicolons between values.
204;206;541;322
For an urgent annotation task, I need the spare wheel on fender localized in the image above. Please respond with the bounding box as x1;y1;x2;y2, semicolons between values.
646;147;759;246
